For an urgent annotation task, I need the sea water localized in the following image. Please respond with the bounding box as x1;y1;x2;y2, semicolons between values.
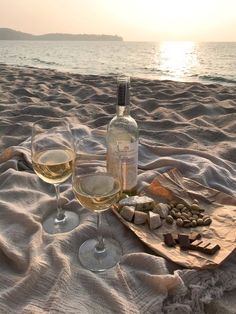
0;41;235;85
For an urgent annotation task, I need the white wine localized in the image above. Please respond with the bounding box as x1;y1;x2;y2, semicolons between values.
32;149;75;184
73;173;121;211
107;76;138;195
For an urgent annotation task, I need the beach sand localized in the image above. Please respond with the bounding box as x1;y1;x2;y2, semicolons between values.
0;63;236;313
1;63;235;159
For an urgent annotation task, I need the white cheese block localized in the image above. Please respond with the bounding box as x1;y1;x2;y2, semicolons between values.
120;206;135;222
133;211;147;225
148;212;162;230
119;195;155;212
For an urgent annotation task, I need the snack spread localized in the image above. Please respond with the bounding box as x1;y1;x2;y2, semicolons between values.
118;195;212;230
117;194;221;256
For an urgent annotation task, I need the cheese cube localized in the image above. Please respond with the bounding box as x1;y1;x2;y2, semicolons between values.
120;206;135;222
153;203;169;218
134;211;147;225
148;212;162;230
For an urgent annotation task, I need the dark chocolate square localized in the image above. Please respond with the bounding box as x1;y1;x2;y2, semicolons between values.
163;233;176;247
178;234;190;250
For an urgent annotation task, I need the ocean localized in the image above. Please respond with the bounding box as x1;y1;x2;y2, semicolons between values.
0;41;235;85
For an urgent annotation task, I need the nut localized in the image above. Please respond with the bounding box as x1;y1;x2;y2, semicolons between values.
190;204;200;211
176;203;185;210
182;212;190;219
176;218;183;227
203;217;212;226
175;212;182;218
166;215;174;224
197;218;203;226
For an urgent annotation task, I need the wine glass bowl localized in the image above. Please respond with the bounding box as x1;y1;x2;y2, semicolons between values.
32;148;74;185
31;118;79;234
72;133;122;271
73;172;121;212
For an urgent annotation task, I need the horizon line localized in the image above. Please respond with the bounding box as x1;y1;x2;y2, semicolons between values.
1;27;236;43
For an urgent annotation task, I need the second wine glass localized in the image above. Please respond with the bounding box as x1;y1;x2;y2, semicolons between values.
72;133;122;272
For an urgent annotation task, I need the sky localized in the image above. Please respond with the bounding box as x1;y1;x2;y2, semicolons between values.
0;0;236;41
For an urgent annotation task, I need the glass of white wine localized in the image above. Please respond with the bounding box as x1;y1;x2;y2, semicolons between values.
31;118;79;234
72;133;122;272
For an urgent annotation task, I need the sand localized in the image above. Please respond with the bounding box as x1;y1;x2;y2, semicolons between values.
0;63;236;313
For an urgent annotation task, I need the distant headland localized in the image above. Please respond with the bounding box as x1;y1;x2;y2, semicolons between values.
0;28;123;41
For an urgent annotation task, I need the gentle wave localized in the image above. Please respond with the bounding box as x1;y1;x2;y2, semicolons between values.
32;57;60;66
199;75;236;85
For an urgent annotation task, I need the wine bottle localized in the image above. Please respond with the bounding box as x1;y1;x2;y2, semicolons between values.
106;76;139;195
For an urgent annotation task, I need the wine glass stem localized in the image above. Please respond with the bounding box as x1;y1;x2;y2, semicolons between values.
96;211;105;252
54;184;65;221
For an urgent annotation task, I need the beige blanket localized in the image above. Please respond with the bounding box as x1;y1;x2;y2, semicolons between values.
0;64;236;314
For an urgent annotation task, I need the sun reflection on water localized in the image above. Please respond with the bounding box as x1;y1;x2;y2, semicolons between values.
156;41;199;81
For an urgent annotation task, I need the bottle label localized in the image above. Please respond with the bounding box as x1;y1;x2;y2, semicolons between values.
117;141;136;156
107;140;138;192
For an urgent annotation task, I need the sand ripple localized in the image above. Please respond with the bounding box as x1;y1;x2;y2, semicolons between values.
0;64;235;167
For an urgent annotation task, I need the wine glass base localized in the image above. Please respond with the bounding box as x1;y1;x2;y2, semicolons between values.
78;238;122;272
43;210;79;234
